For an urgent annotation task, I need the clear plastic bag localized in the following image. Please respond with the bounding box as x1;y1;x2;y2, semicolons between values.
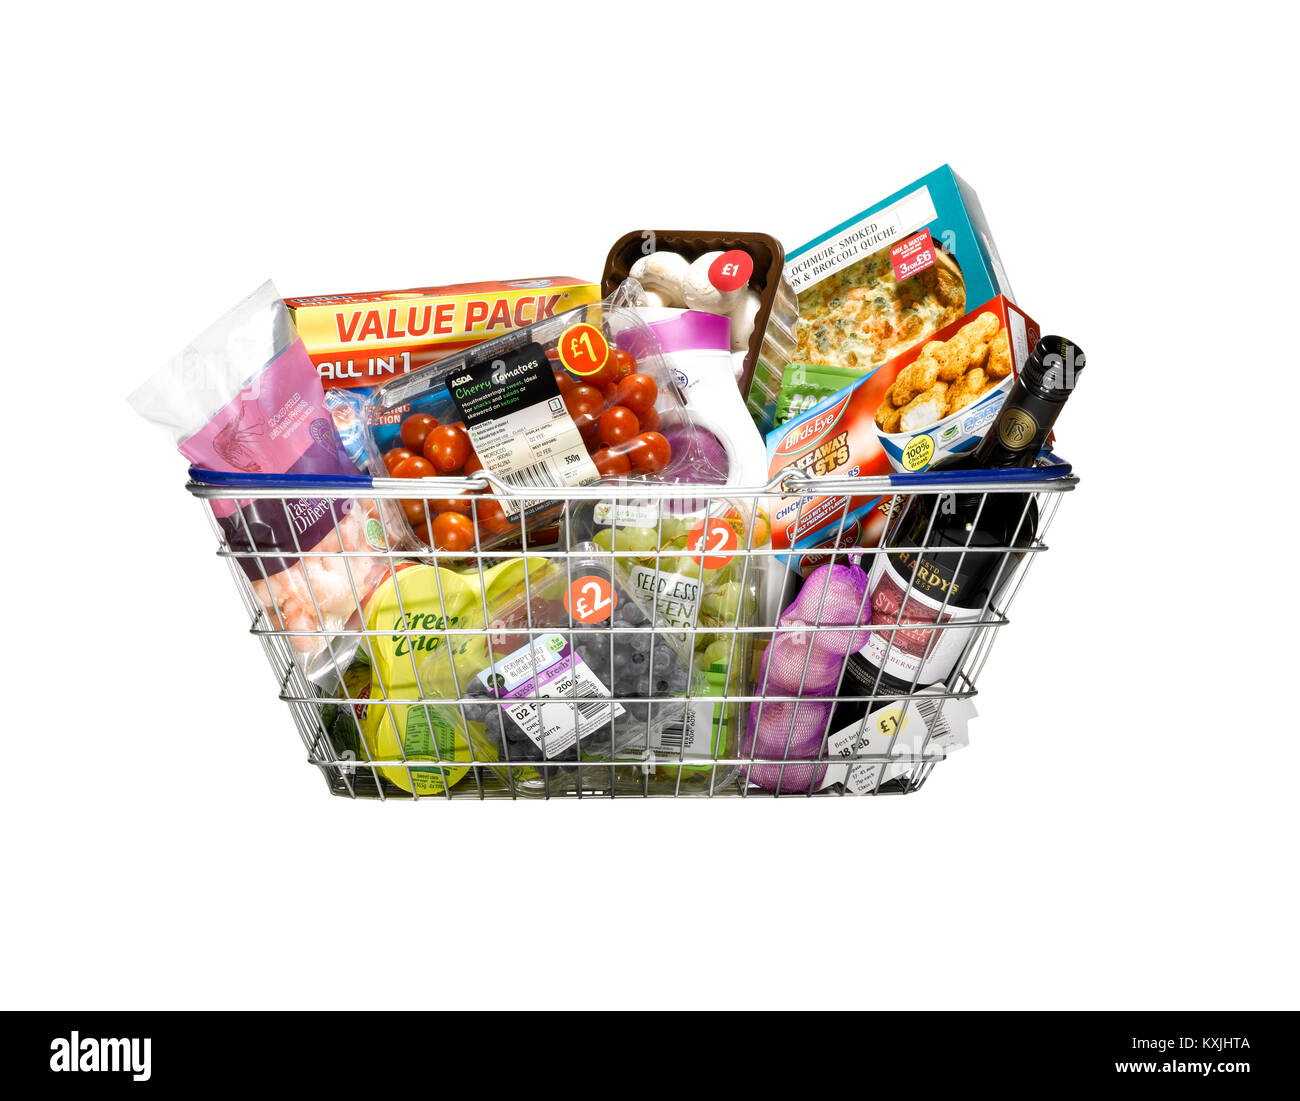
128;282;402;663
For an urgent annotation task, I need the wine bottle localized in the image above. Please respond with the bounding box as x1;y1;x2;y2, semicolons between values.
834;335;1085;713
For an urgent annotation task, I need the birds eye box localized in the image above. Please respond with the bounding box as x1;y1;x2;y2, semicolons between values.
765;295;1039;552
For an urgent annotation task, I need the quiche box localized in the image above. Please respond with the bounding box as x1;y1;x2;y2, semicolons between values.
764;295;1038;551
284;276;602;419
749;164;1015;433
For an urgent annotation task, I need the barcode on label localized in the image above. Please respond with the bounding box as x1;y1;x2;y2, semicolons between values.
911;696;950;742
657;722;687;754
500;459;561;514
573;698;611;721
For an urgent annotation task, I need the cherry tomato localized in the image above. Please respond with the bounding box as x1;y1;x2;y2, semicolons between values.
563;384;605;420
430;511;476;552
572;412;598;444
463;451;484;476
423;424;471;474
402;498;430;526
592;447;632;477
597;405;640;447
638;404;661;432
545;346;561;360
383;447;415;474
429;497;473;515
626;431;671;474
613;373;657;415
609;348;637;381
474;497;516;535
601;381;621;402
399;413;439;451
414;521;432;544
392;454;435;479
390;454;436;480
553;368;576;395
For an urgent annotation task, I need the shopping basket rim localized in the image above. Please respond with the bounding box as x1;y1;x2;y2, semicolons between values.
185;453;1077;499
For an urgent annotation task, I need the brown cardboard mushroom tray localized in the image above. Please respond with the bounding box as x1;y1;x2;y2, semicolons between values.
601;230;796;401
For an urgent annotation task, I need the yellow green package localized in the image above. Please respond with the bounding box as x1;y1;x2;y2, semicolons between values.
356;557;545;794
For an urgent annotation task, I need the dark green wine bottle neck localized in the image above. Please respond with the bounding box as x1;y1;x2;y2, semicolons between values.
971;375;1068;469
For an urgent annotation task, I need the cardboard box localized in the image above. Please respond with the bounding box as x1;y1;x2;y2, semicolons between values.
750;165;1016;433
285;276;602;398
765;295;1039;552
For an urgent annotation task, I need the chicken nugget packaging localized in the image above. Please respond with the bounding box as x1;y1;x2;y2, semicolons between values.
765;295;1040;555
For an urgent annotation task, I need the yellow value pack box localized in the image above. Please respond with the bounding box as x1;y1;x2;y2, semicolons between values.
285;276;602;395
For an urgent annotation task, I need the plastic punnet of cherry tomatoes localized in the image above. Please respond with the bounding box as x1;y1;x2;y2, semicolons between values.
625;431;671;474
423;424;471;474
429;511;476;552
399;413;439;452
597;405;640;447
613;373;657;416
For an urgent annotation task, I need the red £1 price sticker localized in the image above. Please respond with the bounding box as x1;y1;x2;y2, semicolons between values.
556;322;609;377
564;574;617;624
686;519;738;570
708;250;754;293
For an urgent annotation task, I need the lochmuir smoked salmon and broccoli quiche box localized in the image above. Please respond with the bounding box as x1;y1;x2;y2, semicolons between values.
284;277;602;413
749;164;1016;434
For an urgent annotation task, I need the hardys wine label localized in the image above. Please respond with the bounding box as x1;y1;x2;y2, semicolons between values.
857;555;982;686
996;405;1040;450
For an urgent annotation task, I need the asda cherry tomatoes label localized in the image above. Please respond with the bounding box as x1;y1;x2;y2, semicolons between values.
687;519;738;570
708;250;754;292
564;575;618;624
556;323;609;377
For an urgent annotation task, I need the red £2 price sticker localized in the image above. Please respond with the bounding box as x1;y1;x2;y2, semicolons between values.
565;575;617;624
687;519;738;570
708;250;753;293
556;322;609;377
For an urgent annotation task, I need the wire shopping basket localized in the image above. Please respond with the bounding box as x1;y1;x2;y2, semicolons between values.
186;457;1077;799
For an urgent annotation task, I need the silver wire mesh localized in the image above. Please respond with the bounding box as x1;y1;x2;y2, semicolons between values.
188;465;1077;800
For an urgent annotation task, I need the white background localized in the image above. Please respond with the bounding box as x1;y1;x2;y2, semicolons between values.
3;1;1296;1010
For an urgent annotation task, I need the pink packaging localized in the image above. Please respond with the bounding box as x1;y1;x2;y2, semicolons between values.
129;282;394;657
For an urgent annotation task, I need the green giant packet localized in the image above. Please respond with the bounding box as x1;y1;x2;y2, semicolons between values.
775;362;871;427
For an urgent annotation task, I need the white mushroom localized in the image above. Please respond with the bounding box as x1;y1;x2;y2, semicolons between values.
727;289;762;351
683;250;749;314
628;251;689;308
642;287;673;308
